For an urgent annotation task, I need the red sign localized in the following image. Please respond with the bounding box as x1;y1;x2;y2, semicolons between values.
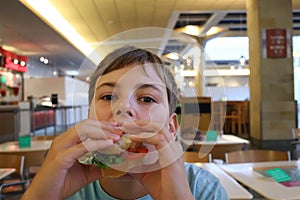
0;47;28;72
266;29;287;58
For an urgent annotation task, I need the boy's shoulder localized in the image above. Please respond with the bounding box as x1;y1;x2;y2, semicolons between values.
184;162;220;183
184;162;229;200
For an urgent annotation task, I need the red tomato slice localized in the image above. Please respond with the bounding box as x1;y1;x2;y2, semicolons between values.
121;147;149;160
127;147;149;153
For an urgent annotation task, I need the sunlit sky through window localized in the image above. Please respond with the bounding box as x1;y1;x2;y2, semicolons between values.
204;37;249;61
205;36;300;65
203;36;300;102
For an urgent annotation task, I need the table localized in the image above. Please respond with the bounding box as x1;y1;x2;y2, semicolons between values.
195;163;253;199
220;160;300;200
0;140;52;176
179;134;250;160
0;168;15;180
0;140;52;153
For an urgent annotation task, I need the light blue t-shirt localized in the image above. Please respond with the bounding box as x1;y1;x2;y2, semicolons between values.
66;163;229;200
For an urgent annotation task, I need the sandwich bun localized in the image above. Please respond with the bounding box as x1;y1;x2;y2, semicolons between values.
94;133;150;178
101;167;127;178
98;134;132;155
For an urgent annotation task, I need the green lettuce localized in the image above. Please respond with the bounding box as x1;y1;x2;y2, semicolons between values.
92;152;124;169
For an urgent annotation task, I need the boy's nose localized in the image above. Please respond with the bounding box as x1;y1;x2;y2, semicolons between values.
113;104;135;121
115;109;133;117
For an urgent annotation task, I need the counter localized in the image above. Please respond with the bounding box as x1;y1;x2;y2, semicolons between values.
0;105;20;142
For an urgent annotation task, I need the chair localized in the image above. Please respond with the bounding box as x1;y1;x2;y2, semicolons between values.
238;101;249;136
183;151;212;163
291;128;300;140
26;150;49;178
211;101;226;131
225;101;249;136
291;128;300;160
191;142;247;161
225;150;291;164
32;135;57;141
180;97;211;133
0;154;28;200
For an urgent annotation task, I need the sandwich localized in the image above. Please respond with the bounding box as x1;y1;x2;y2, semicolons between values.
92;134;149;178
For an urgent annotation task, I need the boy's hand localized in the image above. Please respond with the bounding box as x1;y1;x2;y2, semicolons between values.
120;119;195;200
21;119;123;200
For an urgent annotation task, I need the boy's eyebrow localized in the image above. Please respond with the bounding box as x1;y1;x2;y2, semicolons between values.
96;82;164;94
136;83;164;94
96;82;116;90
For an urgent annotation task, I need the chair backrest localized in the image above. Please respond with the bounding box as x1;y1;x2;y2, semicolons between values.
180;97;211;132
183;151;212;163
240;101;249;123
292;128;300;140
0;154;24;179
225;150;291;164
32;135;56;141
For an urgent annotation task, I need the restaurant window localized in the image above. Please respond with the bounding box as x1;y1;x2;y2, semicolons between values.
293;36;300;102
204;37;249;64
203;37;250;101
293;36;300;128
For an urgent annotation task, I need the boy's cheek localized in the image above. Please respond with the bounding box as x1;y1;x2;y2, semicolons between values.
89;103;115;122
149;104;168;118
88;101;110;120
147;104;169;128
88;101;96;119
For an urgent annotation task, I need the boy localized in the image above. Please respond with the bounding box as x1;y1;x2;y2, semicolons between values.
22;46;228;200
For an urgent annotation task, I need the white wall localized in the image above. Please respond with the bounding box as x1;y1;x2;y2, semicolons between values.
24;77;89;125
205;86;249;101
24;77;66;103
65;77;89;106
24;77;88;106
204;75;249;100
181;74;250;100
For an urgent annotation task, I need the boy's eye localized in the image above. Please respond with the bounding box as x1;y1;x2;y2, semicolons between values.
140;96;156;103
100;94;117;101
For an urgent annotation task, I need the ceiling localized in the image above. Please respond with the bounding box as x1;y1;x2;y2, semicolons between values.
1;0;300;77
0;0;88;72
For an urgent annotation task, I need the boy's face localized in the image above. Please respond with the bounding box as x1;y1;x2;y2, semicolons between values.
89;62;171;129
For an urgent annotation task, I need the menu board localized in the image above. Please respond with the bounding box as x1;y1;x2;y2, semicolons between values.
262;28;291;59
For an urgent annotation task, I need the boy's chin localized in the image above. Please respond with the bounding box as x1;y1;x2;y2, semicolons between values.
101;170;134;181
115;174;135;181
101;167;127;178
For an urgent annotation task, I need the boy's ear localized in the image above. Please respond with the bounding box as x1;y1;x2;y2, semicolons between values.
168;113;179;137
